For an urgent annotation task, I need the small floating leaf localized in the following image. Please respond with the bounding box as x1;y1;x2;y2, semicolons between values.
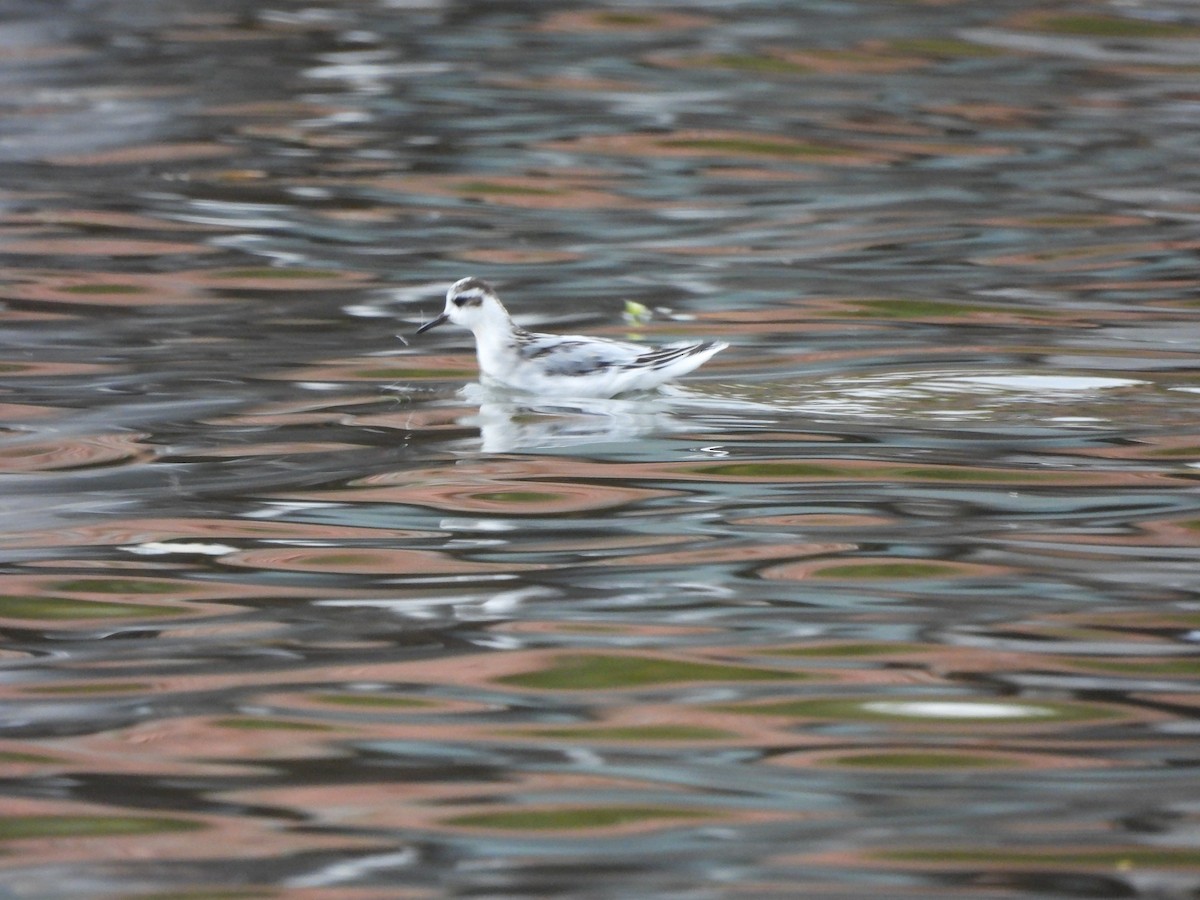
623;299;653;325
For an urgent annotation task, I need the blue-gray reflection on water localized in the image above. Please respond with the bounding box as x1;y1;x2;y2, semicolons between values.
1;0;1200;896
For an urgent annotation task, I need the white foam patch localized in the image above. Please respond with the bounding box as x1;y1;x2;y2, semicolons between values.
121;542;236;556
860;701;1057;719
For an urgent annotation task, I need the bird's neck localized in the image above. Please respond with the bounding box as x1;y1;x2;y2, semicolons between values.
470;312;521;372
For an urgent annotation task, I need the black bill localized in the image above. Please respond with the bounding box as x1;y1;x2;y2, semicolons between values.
415;312;449;334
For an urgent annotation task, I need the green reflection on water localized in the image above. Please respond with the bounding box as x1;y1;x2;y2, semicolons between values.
690;461;1063;483
50;578;185;594
830;752;1018;769
594;12;662;26
354;367;468;379
469;490;566;503
886;38;1005;58
705;54;815;75
507;724;735;741
446;806;710;830
1065;658;1200;676
0;751;61;764
691;462;843;478
842;298;1012;319
25;682;152;695
217;267;342;279
63;283;151;295
811;562;969;579
883;847;1200;868
0;596;185;620
214;717;334;732
0;815;204;841
134;890;273;900
658;137;843;159
771;642;920;657
498;654;805;690
455;181;562;196
1029;14;1200;38
893;466;1049;483
314;693;436;709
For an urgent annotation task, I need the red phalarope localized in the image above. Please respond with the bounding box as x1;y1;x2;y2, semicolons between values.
416;277;727;398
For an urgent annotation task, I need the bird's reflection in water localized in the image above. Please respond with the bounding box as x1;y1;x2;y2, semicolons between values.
458;382;707;452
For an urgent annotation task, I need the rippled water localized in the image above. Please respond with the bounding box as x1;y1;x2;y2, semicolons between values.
3;0;1200;896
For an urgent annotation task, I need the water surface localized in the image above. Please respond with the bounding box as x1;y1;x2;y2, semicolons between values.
2;0;1200;896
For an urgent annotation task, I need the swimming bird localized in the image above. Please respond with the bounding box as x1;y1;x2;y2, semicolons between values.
415;277;727;397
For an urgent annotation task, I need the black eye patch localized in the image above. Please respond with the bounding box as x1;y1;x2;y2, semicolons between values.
453;295;483;307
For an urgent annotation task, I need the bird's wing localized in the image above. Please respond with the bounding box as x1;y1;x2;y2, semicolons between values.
622;340;720;371
515;332;641;376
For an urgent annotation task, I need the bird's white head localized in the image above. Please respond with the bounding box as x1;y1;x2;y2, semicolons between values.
416;277;511;336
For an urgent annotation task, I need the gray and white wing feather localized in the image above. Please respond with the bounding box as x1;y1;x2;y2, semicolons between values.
625;341;721;371
515;332;642;376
